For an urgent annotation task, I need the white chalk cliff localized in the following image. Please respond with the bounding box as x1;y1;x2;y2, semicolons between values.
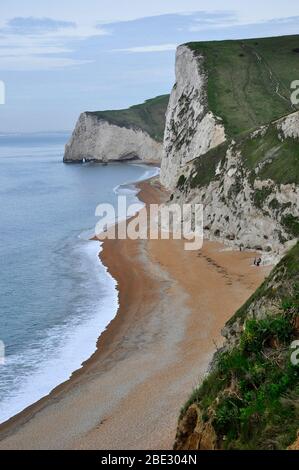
64;42;298;261
64;112;163;163
161;45;226;189
160;44;299;261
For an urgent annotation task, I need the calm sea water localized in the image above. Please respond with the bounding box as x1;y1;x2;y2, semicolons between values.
0;132;158;423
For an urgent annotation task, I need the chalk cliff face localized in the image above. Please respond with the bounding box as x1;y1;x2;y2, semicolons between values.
160;42;299;261
161;45;226;189
64;112;162;163
166;112;299;262
64;95;169;163
170;36;299;450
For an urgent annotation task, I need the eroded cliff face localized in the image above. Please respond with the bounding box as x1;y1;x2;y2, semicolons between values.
160;44;299;261
174;404;218;450
170;37;299;451
161;45;226;189
64;113;163;163
168;114;299;263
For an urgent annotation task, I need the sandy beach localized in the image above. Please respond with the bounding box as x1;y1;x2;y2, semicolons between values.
0;178;270;450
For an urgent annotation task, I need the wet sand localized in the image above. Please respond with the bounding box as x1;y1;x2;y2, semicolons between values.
0;179;270;449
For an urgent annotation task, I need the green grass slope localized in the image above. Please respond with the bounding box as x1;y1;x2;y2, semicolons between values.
87;94;169;142
187;35;299;136
176;242;299;450
180;110;299;193
239;123;299;185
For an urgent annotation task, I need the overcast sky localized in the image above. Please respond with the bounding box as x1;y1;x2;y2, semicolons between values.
0;0;299;132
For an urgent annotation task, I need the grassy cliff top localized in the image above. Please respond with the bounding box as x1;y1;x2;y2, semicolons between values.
186;35;299;136
86;94;169;142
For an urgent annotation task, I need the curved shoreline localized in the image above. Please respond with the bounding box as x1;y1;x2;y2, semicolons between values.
0;164;159;426
0;177;167;445
0;179;270;449
0;169;162;431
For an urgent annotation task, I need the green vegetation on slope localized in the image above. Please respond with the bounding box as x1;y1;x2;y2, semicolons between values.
239;124;299;185
181;117;299;193
87;95;169;142
186;35;299;136
253;186;274;209
187;142;228;189
282;214;299;238
180;242;299;450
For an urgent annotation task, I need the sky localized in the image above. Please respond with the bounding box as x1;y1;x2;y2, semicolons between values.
0;0;299;132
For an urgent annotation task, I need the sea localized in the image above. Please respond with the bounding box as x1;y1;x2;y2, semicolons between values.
0;132;158;423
